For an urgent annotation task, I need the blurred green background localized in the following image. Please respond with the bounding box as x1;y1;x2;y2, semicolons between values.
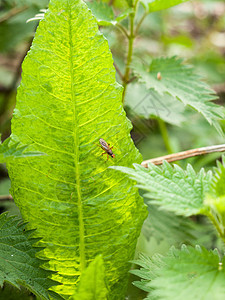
0;0;224;299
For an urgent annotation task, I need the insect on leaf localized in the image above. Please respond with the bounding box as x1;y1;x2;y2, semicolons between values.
7;0;147;299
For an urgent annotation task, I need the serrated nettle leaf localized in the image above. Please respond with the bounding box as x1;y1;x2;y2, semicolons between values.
140;0;189;13
133;56;225;134
203;157;225;235
112;161;212;217
70;256;108;300
133;245;225;300
7;0;147;299
125;83;185;126
211;156;225;197
0;135;44;163
0;213;62;300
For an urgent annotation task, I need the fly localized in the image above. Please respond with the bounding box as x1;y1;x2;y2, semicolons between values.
98;138;115;160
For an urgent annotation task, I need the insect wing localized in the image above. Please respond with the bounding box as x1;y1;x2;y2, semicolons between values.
99;138;109;150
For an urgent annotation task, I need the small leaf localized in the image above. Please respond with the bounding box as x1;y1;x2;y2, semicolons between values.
0;135;44;163
211;156;225;197
0;213;62;300
87;1;131;26
140;0;189;13
125;83;185;126
132;245;225;300
112;162;212;216
71;256;108;300
143;205;202;246
133;57;225;133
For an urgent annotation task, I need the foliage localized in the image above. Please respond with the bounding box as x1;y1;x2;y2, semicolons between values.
70;256;108;300
142;205;203;246
0;0;225;299
125;83;186;126
112;161;212;216
132;245;225;300
133;56;224;133
140;0;189;13
0;135;43;163
7;0;147;298
0;212;62;300
86;1;131;26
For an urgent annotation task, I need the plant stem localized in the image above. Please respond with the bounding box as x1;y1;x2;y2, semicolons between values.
116;23;129;39
135;11;148;35
157;119;173;154
141;143;225;167
122;1;139;104
207;211;225;245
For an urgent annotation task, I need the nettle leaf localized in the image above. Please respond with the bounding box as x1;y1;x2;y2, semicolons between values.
112;161;212;216
71;256;108;300
143;205;200;246
133;57;225;133
0;212;62;300
140;0;189;13
211;156;225;197
125;83;185;126
0;135;43;163
7;0;147;298
132;245;225;300
86;1;132;26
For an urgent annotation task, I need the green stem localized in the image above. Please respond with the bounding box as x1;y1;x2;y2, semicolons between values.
157;119;173;154
135;11;148;36
206;211;225;245
116;23;129;39
122;1;139;104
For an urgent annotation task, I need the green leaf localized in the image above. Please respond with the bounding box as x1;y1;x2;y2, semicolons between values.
143;205;201;246
87;1;116;26
0;135;43;163
140;0;189;13
7;0;147;298
0;212;62;300
133;57;225;133
125;83;185;126
71;256;108;300
132;245;225;300
86;1;131;26
112;161;212;216
211;156;225;197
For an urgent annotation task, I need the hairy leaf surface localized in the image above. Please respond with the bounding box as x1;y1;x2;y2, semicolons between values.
211;156;225;197
132;245;225;300
0;213;62;300
133;56;225;133
7;0;147;298
112;161;212;216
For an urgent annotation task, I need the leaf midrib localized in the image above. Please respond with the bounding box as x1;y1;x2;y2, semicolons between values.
68;3;86;271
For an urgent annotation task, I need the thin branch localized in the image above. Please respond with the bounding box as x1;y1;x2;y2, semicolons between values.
157;119;173;154
115;23;129;39
113;62;123;80
141;144;225;167
0;195;13;201
135;10;148;36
